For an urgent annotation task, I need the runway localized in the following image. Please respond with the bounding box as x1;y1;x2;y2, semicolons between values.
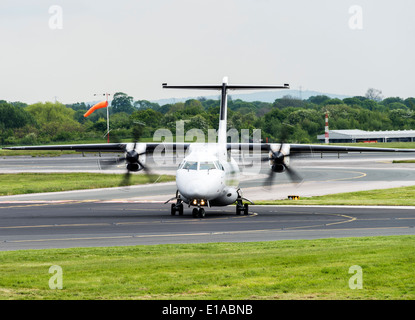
1;201;414;251
1;152;415;250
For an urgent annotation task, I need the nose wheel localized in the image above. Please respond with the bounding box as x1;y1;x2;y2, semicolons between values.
192;207;206;218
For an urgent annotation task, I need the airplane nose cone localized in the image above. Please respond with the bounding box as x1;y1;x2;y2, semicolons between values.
179;178;217;200
176;170;222;200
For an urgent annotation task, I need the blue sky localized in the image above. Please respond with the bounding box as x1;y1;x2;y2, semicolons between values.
1;0;414;103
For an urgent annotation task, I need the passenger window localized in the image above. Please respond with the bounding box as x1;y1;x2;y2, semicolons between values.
183;161;198;170
200;161;216;170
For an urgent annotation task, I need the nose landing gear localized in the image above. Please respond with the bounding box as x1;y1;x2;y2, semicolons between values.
192;207;206;218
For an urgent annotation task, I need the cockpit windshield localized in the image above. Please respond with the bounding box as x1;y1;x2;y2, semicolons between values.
199;161;216;170
182;161;198;170
179;160;222;171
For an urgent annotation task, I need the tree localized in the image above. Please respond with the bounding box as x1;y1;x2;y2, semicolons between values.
66;102;88;111
111;92;135;114
365;88;383;102
183;99;204;115
388;102;408;110
134;100;161;111
273;95;305;109
26;102;82;140
0;102;36;144
382;97;404;106
307;95;331;105
0;102;35;130
131;109;163;127
185;115;208;136
404;98;415;110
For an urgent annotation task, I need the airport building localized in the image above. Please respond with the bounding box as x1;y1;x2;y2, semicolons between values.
317;129;415;143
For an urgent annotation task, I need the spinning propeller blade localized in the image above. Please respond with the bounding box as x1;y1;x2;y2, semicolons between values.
98;123;155;186
263;124;303;188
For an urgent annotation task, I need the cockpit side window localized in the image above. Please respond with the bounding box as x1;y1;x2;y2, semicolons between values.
183;161;198;170
215;160;224;171
199;161;216;170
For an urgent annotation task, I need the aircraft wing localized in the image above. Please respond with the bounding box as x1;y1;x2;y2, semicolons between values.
227;143;415;154
3;143;127;153
2;142;191;153
289;143;415;154
5;142;415;154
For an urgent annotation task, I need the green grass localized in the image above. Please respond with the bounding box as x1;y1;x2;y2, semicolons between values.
0;236;414;300
393;160;415;163
324;142;415;149
0;149;78;157
0;173;175;196
256;185;415;206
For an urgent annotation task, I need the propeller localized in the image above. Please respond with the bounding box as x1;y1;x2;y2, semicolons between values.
262;125;303;188
98;123;153;186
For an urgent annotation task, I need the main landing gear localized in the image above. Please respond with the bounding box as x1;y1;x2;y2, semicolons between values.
236;201;249;215
170;201;184;216
236;188;251;215
169;190;184;216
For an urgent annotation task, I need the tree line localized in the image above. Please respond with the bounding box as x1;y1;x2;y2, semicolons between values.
1;90;415;146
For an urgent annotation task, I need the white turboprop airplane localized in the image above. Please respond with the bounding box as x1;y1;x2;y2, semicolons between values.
5;77;415;218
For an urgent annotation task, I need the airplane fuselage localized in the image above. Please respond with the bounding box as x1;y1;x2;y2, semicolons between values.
176;144;240;207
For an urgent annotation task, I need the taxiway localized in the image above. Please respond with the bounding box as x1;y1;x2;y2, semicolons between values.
0;202;414;251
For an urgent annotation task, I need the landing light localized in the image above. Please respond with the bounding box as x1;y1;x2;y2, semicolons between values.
192;199;207;206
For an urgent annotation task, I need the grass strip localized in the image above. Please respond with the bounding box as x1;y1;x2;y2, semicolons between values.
0;173;175;196
256;185;415;206
326;142;415;149
393;160;415;163
0;236;414;300
0;149;77;157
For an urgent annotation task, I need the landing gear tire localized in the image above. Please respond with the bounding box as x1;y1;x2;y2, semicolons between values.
198;208;205;218
236;203;249;215
192;207;205;218
171;203;184;216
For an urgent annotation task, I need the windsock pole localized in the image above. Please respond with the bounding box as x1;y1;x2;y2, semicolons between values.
93;93;111;143
325;111;329;144
105;93;110;143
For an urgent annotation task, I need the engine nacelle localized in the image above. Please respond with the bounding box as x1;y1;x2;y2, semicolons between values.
126;163;141;172
268;144;290;168
272;163;285;173
124;144;146;172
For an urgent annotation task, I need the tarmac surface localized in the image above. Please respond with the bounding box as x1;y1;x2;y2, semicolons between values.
1;202;414;251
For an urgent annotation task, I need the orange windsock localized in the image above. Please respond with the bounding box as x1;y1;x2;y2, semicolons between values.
83;101;108;117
